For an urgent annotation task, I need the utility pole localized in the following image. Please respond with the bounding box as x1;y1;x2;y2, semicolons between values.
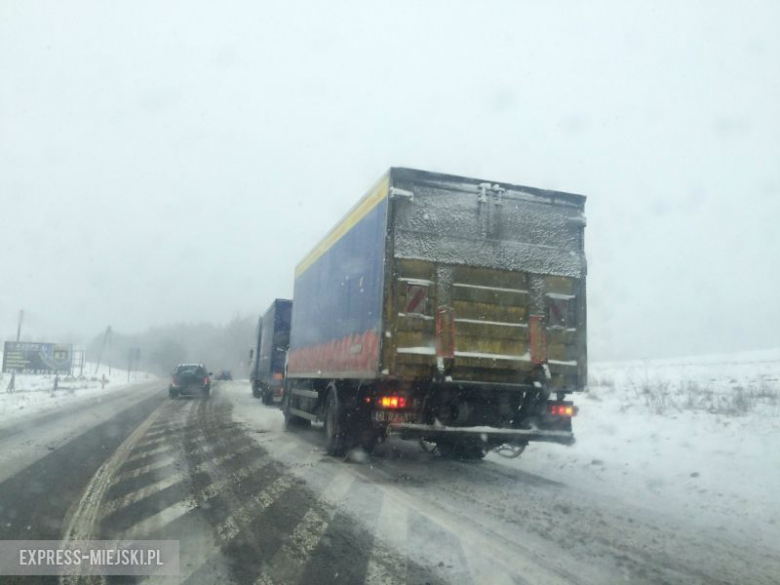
16;310;23;342
6;310;23;393
94;326;112;376
127;347;134;383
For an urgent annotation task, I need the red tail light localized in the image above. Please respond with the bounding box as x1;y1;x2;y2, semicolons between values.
203;377;209;385
171;376;177;386
548;403;576;417
378;395;407;409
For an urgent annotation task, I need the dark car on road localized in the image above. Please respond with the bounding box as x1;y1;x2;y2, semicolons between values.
215;370;233;381
169;363;212;399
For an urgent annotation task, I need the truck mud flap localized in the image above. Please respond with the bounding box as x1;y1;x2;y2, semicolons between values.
390;423;575;446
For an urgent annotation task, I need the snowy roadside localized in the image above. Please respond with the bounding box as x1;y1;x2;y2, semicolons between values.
502;348;780;543
223;350;780;544
0;356;157;427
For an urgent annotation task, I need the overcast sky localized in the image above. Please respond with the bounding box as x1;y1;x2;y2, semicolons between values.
1;0;778;361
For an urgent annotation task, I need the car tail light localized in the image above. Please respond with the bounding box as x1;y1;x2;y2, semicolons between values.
171;376;177;386
548;403;576;417
378;395;407;409
203;377;209;385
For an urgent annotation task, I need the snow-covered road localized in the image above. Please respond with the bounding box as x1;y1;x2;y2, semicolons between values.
228;381;780;585
0;354;778;584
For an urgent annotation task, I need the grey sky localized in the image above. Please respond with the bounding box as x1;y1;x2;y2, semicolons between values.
1;0;778;360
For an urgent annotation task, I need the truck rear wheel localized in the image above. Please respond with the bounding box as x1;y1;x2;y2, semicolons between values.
324;390;349;457
359;431;379;454
262;389;273;405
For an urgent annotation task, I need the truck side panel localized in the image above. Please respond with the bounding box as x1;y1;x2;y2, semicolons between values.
287;175;389;379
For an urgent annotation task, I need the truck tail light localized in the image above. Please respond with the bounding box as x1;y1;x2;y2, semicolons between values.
548;403;576;417
273;372;283;381
378;395;407;409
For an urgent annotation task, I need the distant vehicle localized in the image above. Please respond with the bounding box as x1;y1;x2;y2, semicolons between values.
169;363;212;399
250;299;292;405
215;370;233;381
283;168;586;458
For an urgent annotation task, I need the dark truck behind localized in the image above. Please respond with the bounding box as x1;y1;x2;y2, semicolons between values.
283;168;587;458
250;299;292;405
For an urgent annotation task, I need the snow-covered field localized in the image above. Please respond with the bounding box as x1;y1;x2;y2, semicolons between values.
0;356;156;425
511;348;780;543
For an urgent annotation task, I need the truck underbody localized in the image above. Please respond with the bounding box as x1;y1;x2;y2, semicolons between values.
283;375;577;458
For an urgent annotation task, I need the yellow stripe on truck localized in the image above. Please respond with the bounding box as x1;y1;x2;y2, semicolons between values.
295;173;390;278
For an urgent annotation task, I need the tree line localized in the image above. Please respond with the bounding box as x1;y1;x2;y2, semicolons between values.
86;314;257;377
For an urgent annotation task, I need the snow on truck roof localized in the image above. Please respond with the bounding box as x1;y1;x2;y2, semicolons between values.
295;167;587;278
393;167;587;203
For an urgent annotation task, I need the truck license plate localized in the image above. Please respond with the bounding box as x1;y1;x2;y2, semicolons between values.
373;411;412;423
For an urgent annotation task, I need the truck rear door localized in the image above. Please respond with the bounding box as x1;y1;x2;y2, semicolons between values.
384;168;587;391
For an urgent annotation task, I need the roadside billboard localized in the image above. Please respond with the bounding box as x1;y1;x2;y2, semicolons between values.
2;342;73;374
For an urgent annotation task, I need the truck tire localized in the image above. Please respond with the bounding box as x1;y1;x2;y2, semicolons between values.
262;389;272;405
324;389;349;457
360;433;378;454
357;416;380;454
252;384;261;399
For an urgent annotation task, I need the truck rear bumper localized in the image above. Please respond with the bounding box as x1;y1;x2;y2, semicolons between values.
389;423;575;446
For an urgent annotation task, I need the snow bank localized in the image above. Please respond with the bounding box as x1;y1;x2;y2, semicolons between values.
0;355;156;426
590;348;780;415
499;348;780;542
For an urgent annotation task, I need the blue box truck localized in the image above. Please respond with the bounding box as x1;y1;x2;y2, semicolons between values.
284;168;587;458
